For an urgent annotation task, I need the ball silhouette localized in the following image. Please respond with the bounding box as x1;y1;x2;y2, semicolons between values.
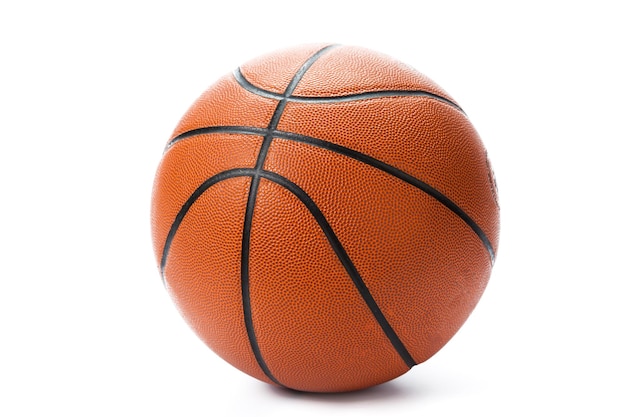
151;44;500;393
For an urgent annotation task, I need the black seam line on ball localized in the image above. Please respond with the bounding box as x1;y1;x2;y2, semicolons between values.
159;168;255;279
240;173;280;385
165;126;495;264
272;130;496;264
165;126;268;151
159;167;416;370
233;67;464;114
241;44;339;388
254;44;340;172
258;170;417;369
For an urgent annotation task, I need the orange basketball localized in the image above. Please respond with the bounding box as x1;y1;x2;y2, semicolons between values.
151;44;500;393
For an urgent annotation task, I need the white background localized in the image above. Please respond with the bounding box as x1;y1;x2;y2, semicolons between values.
1;1;624;415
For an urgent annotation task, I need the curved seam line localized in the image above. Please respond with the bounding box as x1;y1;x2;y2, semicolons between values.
160;168;416;372
164;126;495;263
233;67;464;113
165;126;267;151
158;167;281;385
240;173;279;385
159;168;255;277
259;170;416;368
272;130;496;263
240;44;339;388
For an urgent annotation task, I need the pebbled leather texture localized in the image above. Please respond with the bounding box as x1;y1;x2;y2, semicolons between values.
151;44;500;392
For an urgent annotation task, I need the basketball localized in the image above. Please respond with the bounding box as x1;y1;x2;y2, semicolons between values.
151;44;500;393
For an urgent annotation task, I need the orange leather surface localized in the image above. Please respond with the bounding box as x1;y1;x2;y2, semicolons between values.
151;44;500;392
